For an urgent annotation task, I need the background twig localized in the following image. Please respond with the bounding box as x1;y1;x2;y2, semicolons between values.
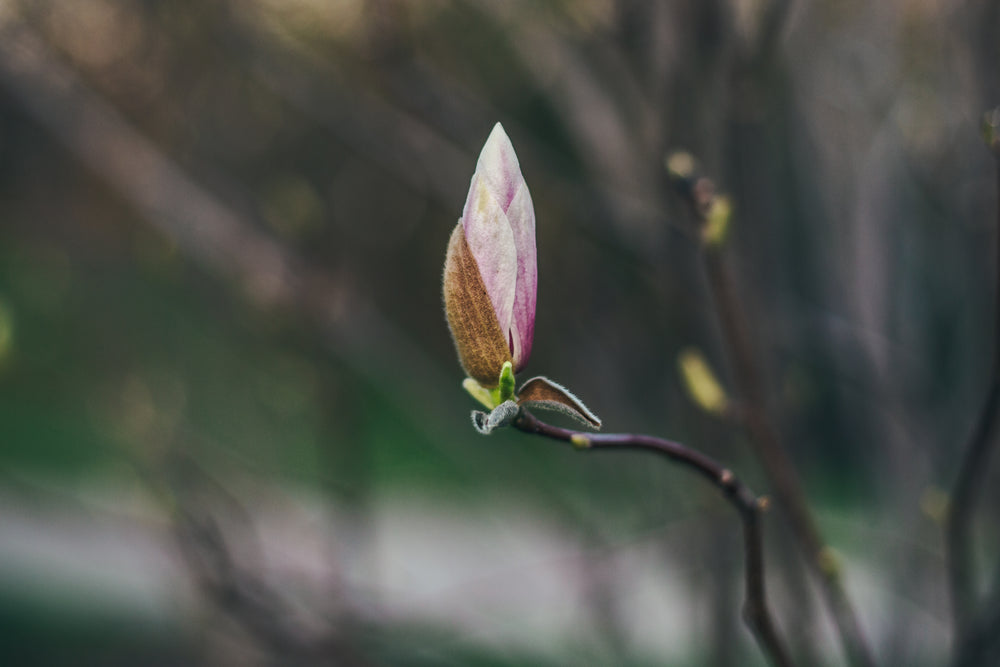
947;106;1000;667
669;165;877;667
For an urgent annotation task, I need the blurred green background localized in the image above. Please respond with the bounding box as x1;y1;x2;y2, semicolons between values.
0;0;998;664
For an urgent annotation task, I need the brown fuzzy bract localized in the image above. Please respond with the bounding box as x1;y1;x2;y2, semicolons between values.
517;376;602;430
443;223;511;387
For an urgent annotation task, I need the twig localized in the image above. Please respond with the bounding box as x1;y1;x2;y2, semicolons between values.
669;166;877;667
514;409;795;667
954;592;1000;667
947;106;1000;664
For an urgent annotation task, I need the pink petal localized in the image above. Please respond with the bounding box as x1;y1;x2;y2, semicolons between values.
462;172;517;337
476;123;521;210
506;182;536;370
460;122;538;370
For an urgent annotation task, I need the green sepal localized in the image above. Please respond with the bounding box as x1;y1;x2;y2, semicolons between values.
463;378;496;410
463;360;516;411
496;361;515;404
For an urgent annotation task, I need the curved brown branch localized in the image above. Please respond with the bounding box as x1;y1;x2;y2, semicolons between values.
513;409;795;667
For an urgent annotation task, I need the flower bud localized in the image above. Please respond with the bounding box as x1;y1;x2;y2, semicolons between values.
443;123;537;386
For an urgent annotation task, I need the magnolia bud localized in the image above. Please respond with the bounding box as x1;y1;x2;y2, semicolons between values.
443;123;537;387
444;123;601;432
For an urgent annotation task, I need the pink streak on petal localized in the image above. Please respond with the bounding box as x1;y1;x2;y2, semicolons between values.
506;182;537;370
462;172;517;337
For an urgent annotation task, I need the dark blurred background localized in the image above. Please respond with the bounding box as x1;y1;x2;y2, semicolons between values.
0;0;998;665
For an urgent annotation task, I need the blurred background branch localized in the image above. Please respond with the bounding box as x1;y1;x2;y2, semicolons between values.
667;155;875;667
947;106;1000;667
